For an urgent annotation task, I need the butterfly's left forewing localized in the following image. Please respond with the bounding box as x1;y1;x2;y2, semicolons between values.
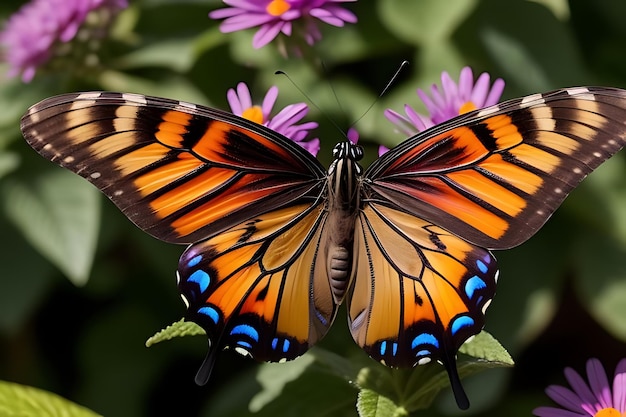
21;92;326;244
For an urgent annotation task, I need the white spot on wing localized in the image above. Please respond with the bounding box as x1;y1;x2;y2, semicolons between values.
554;187;562;194
573;167;583;174
566;87;594;101
122;93;147;105
476;106;499;118
90;172;101;179
234;347;252;358
177;101;197;110
76;92;103;100
481;299;492;315
593;151;602;158
520;93;545;107
63;156;75;164
180;294;189;308
417;357;431;365
28;107;41;123
113;190;124;196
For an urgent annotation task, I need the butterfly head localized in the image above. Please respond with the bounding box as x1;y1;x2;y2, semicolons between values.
332;141;363;161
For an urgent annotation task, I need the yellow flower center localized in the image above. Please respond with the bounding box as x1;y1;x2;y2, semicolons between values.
242;106;264;124
266;0;291;16
459;101;478;115
595;408;624;417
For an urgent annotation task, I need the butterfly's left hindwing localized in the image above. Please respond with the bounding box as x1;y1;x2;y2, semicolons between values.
178;201;338;383
21;92;326;244
349;203;498;408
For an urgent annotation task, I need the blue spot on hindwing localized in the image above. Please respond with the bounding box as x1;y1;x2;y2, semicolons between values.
451;315;475;335
230;324;259;342
465;276;487;299
197;306;220;324
380;340;387;356
476;258;488;274
188;269;210;293
187;254;203;267
236;340;252;349
416;349;431;357
411;333;439;349
271;337;291;353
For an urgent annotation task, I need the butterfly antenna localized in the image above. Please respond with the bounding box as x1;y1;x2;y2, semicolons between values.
349;60;409;128
275;70;348;138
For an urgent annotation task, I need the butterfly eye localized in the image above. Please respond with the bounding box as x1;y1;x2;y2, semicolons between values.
351;144;364;161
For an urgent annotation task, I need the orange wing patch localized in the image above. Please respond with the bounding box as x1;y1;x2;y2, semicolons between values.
178;203;336;367
367;88;626;249
349;203;498;367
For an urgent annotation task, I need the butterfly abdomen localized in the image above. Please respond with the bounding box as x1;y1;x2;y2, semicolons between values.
325;142;364;303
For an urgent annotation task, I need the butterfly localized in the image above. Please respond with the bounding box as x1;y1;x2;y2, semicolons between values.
20;87;626;409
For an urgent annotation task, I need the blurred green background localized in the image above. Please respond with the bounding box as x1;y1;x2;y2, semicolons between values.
1;0;626;416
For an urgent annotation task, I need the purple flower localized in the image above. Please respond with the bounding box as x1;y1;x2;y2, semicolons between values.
209;0;358;49
227;82;320;155
385;66;505;137
534;358;626;417
0;0;128;82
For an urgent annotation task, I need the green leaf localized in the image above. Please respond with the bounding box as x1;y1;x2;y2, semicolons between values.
0;152;19;180
250;355;316;412
379;0;478;45
246;362;358;417
145;318;205;347
459;331;514;364
98;70;210;105
357;388;407;417
480;27;552;92
0;380;101;417
354;331;513;412
1;170;100;286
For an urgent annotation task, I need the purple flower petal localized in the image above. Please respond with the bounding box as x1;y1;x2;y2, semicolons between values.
209;0;357;48
1;0;127;82
545;386;587;413
457;66;474;103
564;367;598;409
347;127;359;144
587;358;613;409
484;78;506;106
469;72;490;107
613;373;626;413
261;86;279;120
253;22;285;48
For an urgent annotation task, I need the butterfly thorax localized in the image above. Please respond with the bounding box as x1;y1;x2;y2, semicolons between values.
325;141;363;303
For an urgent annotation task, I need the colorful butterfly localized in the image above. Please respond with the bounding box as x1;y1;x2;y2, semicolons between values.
20;87;626;409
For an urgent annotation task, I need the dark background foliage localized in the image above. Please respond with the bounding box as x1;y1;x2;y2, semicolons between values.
1;0;626;416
